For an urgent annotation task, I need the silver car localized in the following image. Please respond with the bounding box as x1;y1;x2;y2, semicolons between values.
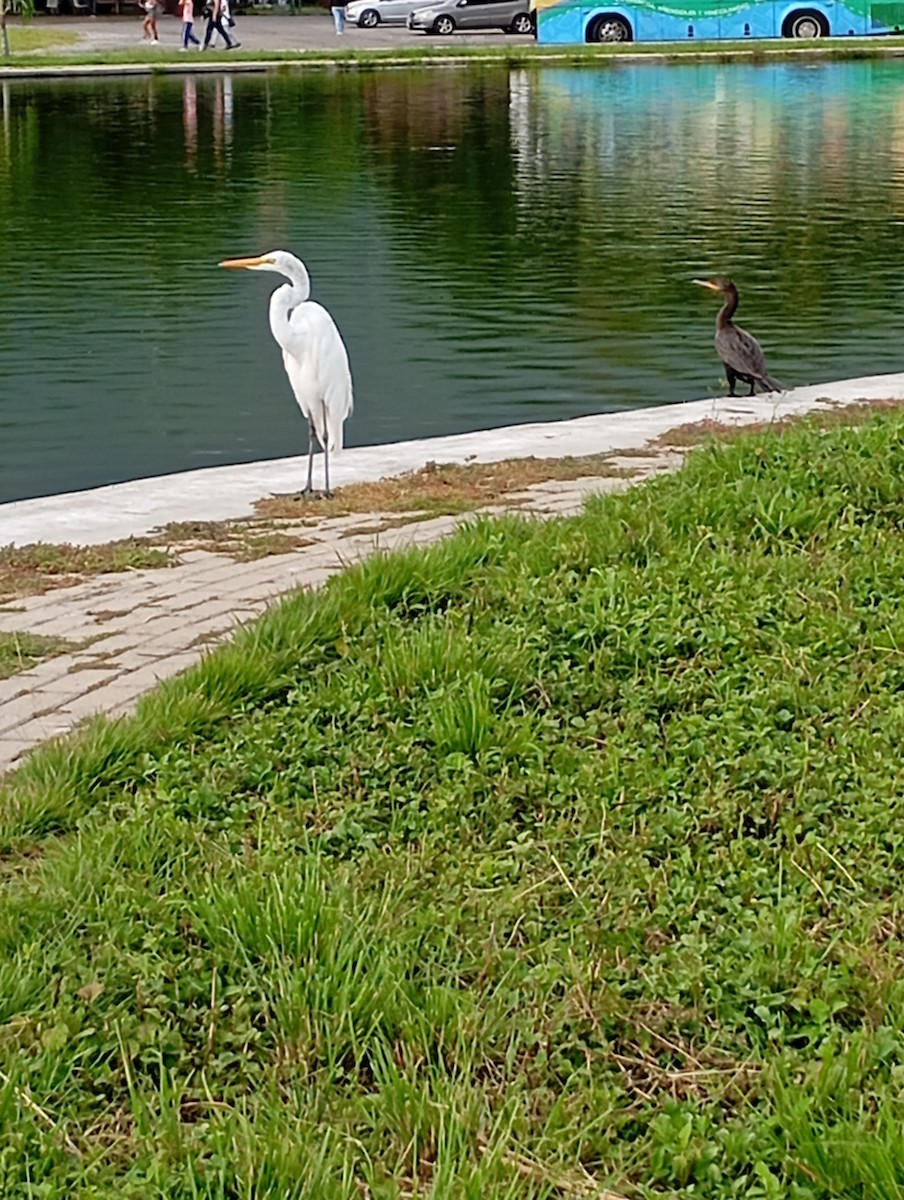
346;0;427;25
407;0;534;34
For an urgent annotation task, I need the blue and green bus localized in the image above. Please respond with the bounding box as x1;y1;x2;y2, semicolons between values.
534;0;904;44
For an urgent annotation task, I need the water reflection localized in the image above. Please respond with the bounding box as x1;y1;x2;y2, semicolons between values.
1;62;904;503
213;74;233;162
183;76;197;171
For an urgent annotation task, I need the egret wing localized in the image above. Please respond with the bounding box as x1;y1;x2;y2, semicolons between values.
281;301;353;452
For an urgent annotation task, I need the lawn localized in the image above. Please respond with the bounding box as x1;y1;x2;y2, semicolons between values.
4;24;79;51
3;411;904;1197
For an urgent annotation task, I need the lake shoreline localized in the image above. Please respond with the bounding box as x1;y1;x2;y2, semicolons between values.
2;372;903;547
5;22;904;75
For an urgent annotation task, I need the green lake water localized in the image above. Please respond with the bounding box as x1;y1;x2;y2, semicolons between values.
2;60;904;503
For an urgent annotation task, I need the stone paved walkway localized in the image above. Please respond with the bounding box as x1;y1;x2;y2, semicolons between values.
0;457;678;775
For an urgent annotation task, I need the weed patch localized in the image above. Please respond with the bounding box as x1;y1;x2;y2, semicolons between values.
255;453;634;519
0;632;74;679
0;540;172;602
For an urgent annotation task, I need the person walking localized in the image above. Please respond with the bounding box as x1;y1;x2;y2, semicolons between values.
208;0;237;45
141;0;161;41
330;0;346;32
179;0;200;47
202;0;239;48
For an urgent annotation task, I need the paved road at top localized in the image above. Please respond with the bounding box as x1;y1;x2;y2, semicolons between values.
36;11;529;52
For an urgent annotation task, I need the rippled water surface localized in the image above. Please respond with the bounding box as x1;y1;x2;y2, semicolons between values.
3;60;904;502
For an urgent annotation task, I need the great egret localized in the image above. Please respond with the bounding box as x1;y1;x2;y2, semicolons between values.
219;250;353;498
693;277;783;396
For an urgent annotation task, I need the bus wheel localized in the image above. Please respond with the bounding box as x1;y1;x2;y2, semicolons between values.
783;8;829;36
588;13;631;40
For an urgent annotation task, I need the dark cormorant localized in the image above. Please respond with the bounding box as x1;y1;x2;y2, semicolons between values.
693;277;784;396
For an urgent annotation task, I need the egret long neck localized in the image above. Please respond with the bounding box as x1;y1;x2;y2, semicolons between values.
269;277;307;350
716;285;739;329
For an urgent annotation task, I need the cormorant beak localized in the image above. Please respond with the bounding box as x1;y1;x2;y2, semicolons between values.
692;279;720;291
219;255;273;269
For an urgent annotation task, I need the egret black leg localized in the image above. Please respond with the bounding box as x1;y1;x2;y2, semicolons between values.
725;365;738;397
303;422;315;496
319;403;333;500
323;437;332;500
748;378;756;397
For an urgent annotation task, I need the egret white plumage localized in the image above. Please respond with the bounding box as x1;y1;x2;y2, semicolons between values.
219;250;353;498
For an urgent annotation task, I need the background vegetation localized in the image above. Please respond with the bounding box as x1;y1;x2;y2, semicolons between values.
3;411;904;1196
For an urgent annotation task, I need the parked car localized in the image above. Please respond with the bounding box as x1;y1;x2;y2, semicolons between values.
407;0;534;33
346;0;428;24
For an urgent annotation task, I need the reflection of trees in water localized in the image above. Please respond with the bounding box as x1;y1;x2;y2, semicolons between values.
3;66;904;380
354;68;548;335
503;62;904;344
359;68;517;241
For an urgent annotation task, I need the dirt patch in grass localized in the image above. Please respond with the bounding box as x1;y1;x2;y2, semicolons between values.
0;632;75;680
255;454;637;521
0;541;173;604
154;520;317;562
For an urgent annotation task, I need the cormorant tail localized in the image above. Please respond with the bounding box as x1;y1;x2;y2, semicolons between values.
759;374;784;393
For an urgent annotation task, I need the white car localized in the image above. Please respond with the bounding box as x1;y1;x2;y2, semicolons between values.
345;0;428;25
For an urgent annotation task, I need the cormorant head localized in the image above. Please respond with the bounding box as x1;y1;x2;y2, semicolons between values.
693;277;737;297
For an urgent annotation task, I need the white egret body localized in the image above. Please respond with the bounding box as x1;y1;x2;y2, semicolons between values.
219;250;353;497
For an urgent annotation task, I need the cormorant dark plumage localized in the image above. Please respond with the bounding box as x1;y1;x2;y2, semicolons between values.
693;277;783;396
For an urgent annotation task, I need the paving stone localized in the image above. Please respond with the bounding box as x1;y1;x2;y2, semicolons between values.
0;613;48;634
13;614;103;639
100;648;167;670
177;550;223;564
89;661;192;702
3;715;79;744
79;631;143;655
0;655;79;696
56;688;129;722
174;596;252;622
31;666;124;700
133;629;211;657
151;652;204;679
0;693;65;736
0;738;32;771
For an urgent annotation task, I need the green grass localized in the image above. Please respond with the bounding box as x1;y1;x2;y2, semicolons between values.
5;411;904;1195
4;26;79;51
5;33;904;69
0;631;74;679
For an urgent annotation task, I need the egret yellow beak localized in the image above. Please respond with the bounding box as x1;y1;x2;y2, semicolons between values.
692;279;720;291
219;255;273;269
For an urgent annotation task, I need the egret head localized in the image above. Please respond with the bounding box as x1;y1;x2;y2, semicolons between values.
220;251;294;275
693;277;736;297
